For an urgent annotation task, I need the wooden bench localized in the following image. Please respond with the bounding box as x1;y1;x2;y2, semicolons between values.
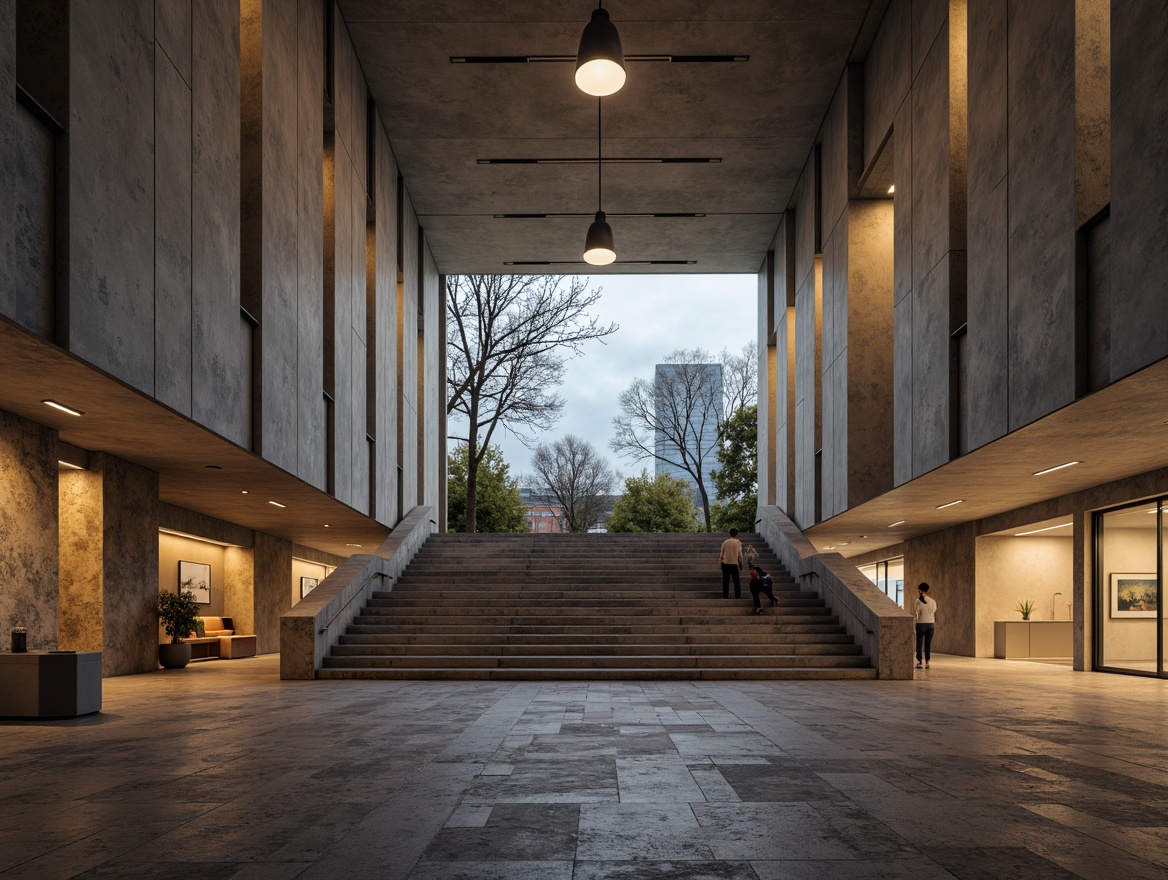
181;617;257;660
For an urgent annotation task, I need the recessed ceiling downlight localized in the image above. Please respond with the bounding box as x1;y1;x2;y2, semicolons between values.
43;399;84;416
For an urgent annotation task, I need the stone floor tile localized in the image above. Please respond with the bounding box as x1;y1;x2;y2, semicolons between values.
750;857;956;879
574;860;759;879
407;860;573;879
421;804;580;862
577;803;713;860
617;755;706;803
445;805;494;828
691;802;856;860
691;769;743;803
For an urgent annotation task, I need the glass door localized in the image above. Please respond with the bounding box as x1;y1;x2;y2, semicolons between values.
1096;498;1165;677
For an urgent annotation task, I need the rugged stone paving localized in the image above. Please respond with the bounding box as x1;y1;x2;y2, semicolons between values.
2;655;1168;878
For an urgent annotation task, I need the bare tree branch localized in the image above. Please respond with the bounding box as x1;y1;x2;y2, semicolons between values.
447;274;618;532
610;349;724;531
721;341;758;417
528;435;620;533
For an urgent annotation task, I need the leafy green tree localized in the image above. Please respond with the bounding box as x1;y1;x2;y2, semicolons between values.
447;442;527;533
607;470;700;533
710;404;758;532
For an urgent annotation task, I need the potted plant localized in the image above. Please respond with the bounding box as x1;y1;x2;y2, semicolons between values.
157;587;200;669
1015;599;1035;621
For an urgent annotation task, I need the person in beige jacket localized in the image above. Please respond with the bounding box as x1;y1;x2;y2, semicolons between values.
719;528;745;599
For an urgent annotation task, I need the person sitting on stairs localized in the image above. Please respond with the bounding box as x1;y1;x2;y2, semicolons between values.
749;565;777;615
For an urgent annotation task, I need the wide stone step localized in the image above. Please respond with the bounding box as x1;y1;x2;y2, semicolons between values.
337;631;856;646
344;622;847;636
365;600;807;611
330;642;863;657
315;667;879;681
362;599;822;614
370;591;802;604
321;653;871;670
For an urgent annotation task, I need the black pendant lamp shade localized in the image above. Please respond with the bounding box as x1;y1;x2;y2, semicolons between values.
575;7;626;96
583;211;616;265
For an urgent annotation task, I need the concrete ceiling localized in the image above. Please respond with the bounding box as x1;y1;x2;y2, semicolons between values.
806;357;1168;558
0;319;390;559
340;1;881;274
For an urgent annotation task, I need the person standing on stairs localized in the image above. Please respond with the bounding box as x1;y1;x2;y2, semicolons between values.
719;528;745;599
915;582;938;669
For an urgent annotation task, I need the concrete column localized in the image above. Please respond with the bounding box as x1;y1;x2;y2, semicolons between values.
253;531;291;654
1110;0;1167;379
373;113;399;526
793;156;821;530
59;467;103;652
0;410;58;651
99;455;160;677
0;0;14;301
224;545;256;638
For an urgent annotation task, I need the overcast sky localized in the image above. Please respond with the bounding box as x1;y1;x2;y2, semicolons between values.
448;273;758;485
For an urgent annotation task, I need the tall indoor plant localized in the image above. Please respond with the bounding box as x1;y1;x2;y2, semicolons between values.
157;588;200;669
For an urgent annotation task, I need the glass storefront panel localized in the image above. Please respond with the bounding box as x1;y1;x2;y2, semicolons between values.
1162;505;1168;676
1098;500;1162;675
887;558;904;607
858;558;905;608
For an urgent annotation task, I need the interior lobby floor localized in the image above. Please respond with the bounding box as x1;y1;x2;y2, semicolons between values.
2;656;1167;879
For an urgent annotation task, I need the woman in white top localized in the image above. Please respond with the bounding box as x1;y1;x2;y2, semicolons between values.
914;582;938;669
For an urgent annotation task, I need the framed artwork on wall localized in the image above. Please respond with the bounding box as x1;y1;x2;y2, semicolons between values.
1110;573;1158;618
300;576;318;599
179;560;212;605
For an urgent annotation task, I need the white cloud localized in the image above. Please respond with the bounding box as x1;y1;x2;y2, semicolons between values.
449;273;757;482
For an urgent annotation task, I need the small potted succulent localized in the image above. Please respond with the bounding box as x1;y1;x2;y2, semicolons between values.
1015;599;1035;621
157;588;200;669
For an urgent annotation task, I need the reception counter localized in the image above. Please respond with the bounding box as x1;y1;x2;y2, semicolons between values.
994;621;1073;659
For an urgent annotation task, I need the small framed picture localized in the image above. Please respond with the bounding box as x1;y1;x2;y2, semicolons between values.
300;576;319;599
179;560;212;605
1110;573;1158;618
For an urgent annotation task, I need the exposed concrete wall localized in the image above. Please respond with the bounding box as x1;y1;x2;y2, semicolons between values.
904;522;976;657
966;0;1113;449
192;0;244;445
58;467;103;653
1004;0;1075;431
399;189;420;512
154;0;193;417
975;535;1073;656
253;530;291;654
296;0;326;490
0;0;12;303
374;114;399;524
420;241;441;515
99;454;160;677
67;0;155;391
0;410;58;652
756;254;773;507
792;157;821;530
1110;0;1167;380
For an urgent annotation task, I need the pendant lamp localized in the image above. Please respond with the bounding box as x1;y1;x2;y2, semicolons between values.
575;5;625;97
583;99;616;265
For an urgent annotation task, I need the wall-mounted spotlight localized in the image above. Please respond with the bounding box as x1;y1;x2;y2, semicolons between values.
575;5;625;96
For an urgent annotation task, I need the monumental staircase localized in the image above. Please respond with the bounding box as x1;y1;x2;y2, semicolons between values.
317;532;876;680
